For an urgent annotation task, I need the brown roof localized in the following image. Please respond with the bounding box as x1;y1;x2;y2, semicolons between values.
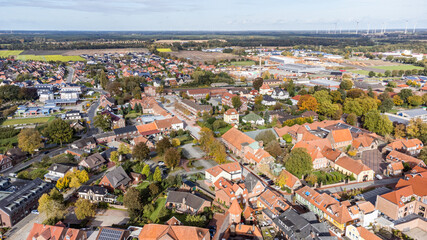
138;224;210;240
205;162;241;177
335;156;372;175
80;153;107;169
228;199;243;216
380;186;414;207
154;116;182;129
222;127;255;151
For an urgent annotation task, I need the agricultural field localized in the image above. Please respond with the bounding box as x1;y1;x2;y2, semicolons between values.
350;70;370;75
169;50;237;63
372;65;424;71
2;116;55;126
16;55;85;62
229;60;256;66
0;50;23;57
157;48;172;52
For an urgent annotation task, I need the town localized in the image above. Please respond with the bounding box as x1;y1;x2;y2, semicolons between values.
1;16;427;240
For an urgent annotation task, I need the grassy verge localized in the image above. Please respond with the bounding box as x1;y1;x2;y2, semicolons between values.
372;65;423;71
2;116;55;126
150;197;166;221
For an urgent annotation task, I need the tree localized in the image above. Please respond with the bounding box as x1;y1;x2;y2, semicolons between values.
330;90;343;103
253;77;263;91
142;164;151;177
110;151;119;164
398;89;413;103
346;113;357;126
284;148;313;178
123;187;144;212
18;128;42;155
164;148;180;170
368;71;376;77
93;114;111;131
346;89;366;99
384;70;391;77
363;110;393;136
419;147;427;164
340;80;353;90
264;141;282;158
56;176;70;190
276;171;288;188
406;118;427;143
132;143;150;161
156;137;172;155
38;189;66;222
407;95;423;106
379;98;394;113
149;183;160;196
118;143;131;155
153;167;162;182
74;199;96;220
231;96;242;110
255;130;277;145
297;95;318;112
394;124;406;139
172;138;181;147
44;119;73;146
306;174;318;186
423;93;427;105
393;95;404;106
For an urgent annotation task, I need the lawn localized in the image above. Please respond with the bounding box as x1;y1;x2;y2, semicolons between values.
2;116;55;126
0;50;23;57
0;136;18;153
150;197;166;221
124;112;140;119
350;70;370;75
372;65;423;71
157;48;172;52
16;55;85;62
135;181;150;190
229;61;256;66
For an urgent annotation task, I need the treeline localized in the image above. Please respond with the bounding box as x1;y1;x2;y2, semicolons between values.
0;85;38;102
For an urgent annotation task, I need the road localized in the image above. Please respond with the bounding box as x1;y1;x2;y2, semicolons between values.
66;66;75;83
5;212;44;240
163;95;201;139
317;177;400;193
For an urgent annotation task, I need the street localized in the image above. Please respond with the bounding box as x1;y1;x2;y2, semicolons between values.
66;66;74;83
317;177;400;193
5;212;44;240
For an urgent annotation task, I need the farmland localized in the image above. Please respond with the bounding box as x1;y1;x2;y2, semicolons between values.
169;50;237;63
157;48;172;52
229;60;256;66
15;55;85;62
372;65;424;71
0;50;24;57
2;116;55;126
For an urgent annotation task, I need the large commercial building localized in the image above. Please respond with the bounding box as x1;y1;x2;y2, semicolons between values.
278;64;325;73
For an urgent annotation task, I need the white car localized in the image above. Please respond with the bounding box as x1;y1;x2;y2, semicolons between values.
158;161;165;166
376;174;383;180
31;210;39;214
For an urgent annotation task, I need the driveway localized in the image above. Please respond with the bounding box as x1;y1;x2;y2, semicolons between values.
89;209;129;227
361;149;387;174
181;144;205;159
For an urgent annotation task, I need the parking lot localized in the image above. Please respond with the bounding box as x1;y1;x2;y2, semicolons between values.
361;149;387;174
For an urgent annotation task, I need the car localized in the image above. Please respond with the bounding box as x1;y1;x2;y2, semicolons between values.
158;161;165;166
31;210;39;214
376;174;383;180
8;173;17;178
274;185;281;190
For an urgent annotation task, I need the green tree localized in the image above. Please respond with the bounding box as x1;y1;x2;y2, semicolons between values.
123;187;144;218
255;130;277;145
265;141;283;158
153;167;162;182
44;119;73;146
164;148;180;170
74;199;96;220
398;89;413;103
38;189;66;222
93;114;111;131
368;71;376;77
346;113;357;126
407;95;423;106
132;143;150;161
231;95;242;110
305;174;318;186
276;171;288;188
253;77;263;91
340;80;353;90
419;147;427;164
110;151;119;164
406;118;427;143
156;137;172;155
363;110;393;135
142;164;151;177
284;148;313;178
18;128;42;155
384;70;391;77
118;143;131;155
379;98;394;112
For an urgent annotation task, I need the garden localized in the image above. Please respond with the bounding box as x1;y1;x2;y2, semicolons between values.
306;170;355;186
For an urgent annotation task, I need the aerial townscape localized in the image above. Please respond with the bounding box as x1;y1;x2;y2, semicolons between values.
0;1;427;240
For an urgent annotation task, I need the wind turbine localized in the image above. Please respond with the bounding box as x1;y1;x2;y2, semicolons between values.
413;21;417;34
356;21;359;34
367;24;370;34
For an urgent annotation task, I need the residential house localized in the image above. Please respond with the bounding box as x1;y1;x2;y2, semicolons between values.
293;139;331;169
99;95;115;108
154;116;184;133
113;126;139;140
0;154;13;172
66;148;85;158
223;109;239;125
44;163;75;182
261;95;277;106
387;162;404;176
333;156;374;182
77;185;116;203
71;137;97;152
301;110;318;121
94;132;116;144
136;122;160;137
259;83;273;95
165;191;211;214
352;134;378;153
100;166;132;191
144;86;156;97
205;162;242;184
95;227;129;240
6;147;26;165
214;177;247;206
271;88;289;100
0;178;53;227
186;89;210;100
327;129;353;150
376;174;427;220
101;110;126;129
279;170;302;191
79;153;107;171
385;138;424;156
178;99;212;116
345;225;381;240
138;219;210;240
26;223;87;240
221;93;248;112
386;150;426;168
242;112;265;125
62;110;82;120
257;189;290;220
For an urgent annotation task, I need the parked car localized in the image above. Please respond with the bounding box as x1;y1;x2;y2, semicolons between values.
31;210;39;214
376;174;383;180
158;161;165;166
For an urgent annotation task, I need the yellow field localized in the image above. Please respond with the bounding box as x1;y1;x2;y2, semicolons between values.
15;55;85;62
0;50;24;57
157;48;172;52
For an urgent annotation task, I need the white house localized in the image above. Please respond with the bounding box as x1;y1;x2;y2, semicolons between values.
205;162;242;184
224;109;239;125
44;163;74;182
271;88;289;100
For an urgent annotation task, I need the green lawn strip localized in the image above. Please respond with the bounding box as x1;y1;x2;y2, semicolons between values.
2;116;54;126
150;197;167;221
0;50;23;57
229;61;256;66
372;65;423;71
135;181;150;190
350;70;370;75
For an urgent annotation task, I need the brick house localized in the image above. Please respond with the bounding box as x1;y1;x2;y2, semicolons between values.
79;153;107;171
113;126;139;140
386;150;426;168
165;191;211;214
385;138;423;156
26;223;87;240
0;154;13;172
326;129;353;150
99;166;131;191
333;156;374;182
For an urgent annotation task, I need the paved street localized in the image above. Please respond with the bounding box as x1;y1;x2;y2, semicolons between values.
66;66;74;83
5;212;44;240
317;177;400;193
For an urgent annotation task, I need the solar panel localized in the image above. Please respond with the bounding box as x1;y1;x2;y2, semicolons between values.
98;228;123;240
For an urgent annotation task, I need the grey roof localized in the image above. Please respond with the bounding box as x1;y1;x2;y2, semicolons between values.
104;166;131;188
81;153;107;169
113;126;137;135
166;191;207;212
361;187;392;205
72;137;96;148
77;185;108;195
181;99;212;112
383;114;410;125
244;173;262;193
398;108;427;118
263;95;276;102
244;128;278;140
47;163;72;174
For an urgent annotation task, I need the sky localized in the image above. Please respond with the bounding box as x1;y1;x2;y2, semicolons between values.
0;0;425;31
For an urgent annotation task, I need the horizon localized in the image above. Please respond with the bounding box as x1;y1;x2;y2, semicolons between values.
0;0;425;31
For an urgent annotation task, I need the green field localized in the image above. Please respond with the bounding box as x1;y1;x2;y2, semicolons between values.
157;48;172;52
229;61;256;66
372;65;423;71
0;50;24;57
2;116;55;126
135;181;150;190
150;197;167;221
350;70;370;75
15;55;85;62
